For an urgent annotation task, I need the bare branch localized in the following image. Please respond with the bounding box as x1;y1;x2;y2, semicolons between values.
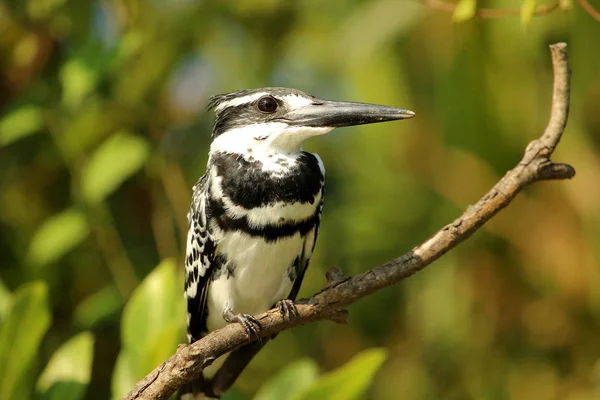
123;43;575;400
578;0;600;22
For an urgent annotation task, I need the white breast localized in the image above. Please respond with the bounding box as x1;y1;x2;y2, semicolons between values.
205;230;306;333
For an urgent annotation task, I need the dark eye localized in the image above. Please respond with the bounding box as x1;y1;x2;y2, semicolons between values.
257;96;278;113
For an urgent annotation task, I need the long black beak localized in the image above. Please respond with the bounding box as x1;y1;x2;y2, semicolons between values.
281;100;415;128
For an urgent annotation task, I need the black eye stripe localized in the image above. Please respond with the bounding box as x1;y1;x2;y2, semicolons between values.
212;95;287;137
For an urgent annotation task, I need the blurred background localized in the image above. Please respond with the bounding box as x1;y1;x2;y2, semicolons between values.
1;0;600;399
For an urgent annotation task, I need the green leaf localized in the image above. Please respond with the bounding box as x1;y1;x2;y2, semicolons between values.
0;282;52;400
81;131;150;204
0;280;10;322
73;285;122;329
60;59;99;109
37;332;95;400
0;106;44;146
221;387;247;400
27;0;68;20
453;0;477;22
521;0;537;26
26;208;90;267
111;259;185;399
110;353;136;400
254;358;319;400
295;348;388;400
559;0;572;10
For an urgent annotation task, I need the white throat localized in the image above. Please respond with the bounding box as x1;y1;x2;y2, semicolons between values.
210;123;332;155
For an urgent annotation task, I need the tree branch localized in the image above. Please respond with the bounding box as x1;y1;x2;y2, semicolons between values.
123;43;575;400
578;0;600;22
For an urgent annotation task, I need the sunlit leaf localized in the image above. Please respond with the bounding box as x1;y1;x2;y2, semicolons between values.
254;358;319;400
80;131;150;204
27;0;67;20
0;280;10;321
559;0;572;10
0;106;43;146
111;259;185;399
453;0;477;22
73;285;122;329
60;59;99;108
111;353;136;400
26;208;90;267
295;348;387;400
37;332;95;400
58;100;133;160
521;0;537;26
0;282;51;400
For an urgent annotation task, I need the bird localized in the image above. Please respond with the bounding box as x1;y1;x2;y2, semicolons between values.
180;87;414;399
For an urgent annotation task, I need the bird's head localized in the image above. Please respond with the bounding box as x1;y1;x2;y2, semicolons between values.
207;87;414;154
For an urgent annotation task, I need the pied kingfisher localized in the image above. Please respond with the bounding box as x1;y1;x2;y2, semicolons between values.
181;87;414;399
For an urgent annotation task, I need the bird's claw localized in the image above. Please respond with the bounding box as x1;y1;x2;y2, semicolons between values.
276;299;299;321
223;308;262;342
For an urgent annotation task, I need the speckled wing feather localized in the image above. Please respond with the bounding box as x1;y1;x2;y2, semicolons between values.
184;174;215;343
288;185;323;302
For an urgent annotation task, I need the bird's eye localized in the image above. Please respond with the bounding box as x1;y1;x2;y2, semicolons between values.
257;96;278;113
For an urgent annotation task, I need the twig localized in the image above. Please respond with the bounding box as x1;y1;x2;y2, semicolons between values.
578;0;600;21
122;43;575;400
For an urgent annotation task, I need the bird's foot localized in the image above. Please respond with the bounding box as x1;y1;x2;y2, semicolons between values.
275;299;299;320
222;308;261;341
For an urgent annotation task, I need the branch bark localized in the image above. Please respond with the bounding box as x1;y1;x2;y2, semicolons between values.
123;43;575;400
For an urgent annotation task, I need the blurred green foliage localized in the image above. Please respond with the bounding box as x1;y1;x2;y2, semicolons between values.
0;282;51;400
37;331;94;400
112;259;184;399
1;0;600;399
254;349;388;400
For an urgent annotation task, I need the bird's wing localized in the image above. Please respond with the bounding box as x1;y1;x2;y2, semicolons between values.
184;174;215;343
288;185;324;302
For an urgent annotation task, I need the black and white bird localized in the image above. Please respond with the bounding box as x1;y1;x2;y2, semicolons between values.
181;87;414;399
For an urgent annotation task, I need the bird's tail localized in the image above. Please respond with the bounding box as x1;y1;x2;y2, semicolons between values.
179;378;220;400
177;340;269;399
210;340;269;395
